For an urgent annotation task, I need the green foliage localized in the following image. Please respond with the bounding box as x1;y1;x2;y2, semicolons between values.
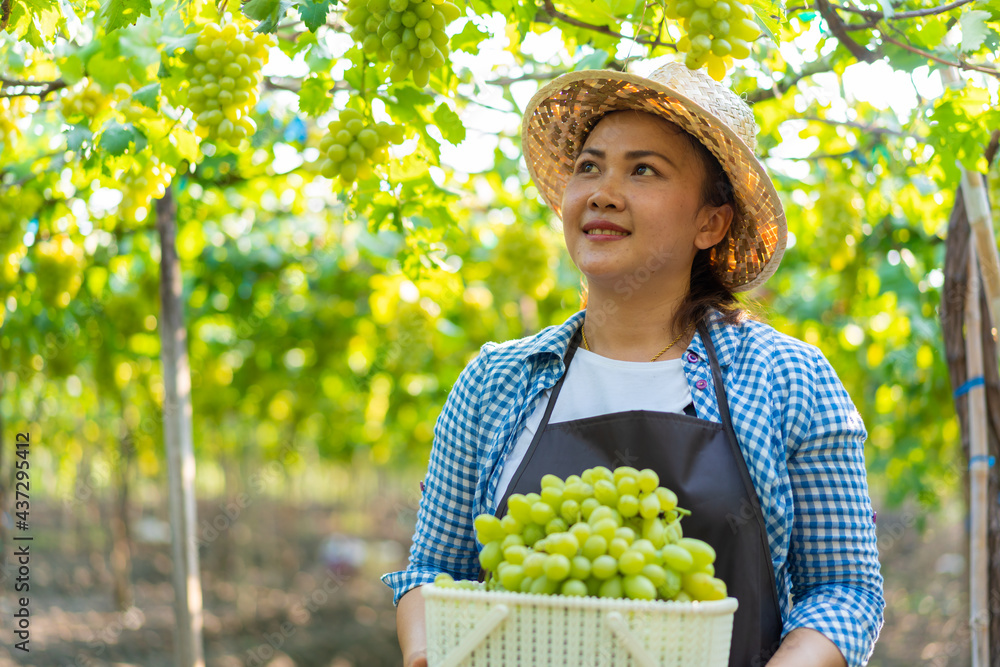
1;0;999;513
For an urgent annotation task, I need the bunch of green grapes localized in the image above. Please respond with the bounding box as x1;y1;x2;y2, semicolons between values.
318;108;406;184
32;236;85;309
179;21;274;146
437;466;728;603
118;156;175;222
344;0;461;86
112;83;157;125
0;98;24;153
60;80;111;126
667;0;762;81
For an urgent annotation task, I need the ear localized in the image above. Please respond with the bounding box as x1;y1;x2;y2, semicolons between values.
694;203;733;250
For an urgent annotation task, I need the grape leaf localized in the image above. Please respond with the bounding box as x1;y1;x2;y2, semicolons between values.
750;0;785;46
133;83;160;110
100;0;152;32
299;75;333;116
432;103;465;145
574;50;609;71
99;122;144;156
960;10;990;52
64;125;93;152
59;53;85;84
243;0;291;32
450;21;489;54
296;0;330;32
976;0;1000;19
160;32;197;56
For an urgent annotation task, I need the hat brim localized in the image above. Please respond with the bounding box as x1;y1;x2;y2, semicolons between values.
520;68;787;293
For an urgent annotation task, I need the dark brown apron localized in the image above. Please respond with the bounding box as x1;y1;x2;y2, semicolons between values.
496;322;783;667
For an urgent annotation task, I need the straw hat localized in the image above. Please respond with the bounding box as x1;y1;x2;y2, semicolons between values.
520;61;786;292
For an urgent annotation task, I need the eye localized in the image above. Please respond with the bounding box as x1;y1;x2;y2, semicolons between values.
576;160;598;174
635;164;657;176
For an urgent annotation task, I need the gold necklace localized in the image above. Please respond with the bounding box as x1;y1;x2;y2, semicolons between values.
581;321;694;362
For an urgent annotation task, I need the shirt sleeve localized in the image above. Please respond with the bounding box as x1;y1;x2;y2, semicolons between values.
781;345;885;667
381;345;493;605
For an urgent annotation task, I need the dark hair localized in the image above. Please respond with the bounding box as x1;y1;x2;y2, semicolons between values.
577;111;757;335
672;130;755;334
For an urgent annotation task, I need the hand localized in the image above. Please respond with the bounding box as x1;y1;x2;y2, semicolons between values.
403;649;427;667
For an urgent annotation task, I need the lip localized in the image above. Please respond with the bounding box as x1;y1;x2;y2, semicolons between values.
582;221;631;238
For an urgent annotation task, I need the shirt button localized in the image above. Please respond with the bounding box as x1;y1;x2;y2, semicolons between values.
695;379;708;390
686;352;700;363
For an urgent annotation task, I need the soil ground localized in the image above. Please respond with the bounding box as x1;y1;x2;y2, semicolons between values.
0;492;971;666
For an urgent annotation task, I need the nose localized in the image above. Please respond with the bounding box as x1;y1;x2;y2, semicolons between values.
587;180;624;211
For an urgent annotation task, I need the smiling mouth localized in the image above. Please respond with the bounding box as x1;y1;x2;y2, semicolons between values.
586;229;630;236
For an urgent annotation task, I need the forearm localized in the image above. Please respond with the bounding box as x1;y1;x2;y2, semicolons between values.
767;628;847;667
397;586;428;667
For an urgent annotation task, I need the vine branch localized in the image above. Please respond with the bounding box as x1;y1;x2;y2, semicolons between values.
799;114;920;139
881;34;1000;78
0;77;68;100
745;58;835;104
815;0;880;62
539;0;676;50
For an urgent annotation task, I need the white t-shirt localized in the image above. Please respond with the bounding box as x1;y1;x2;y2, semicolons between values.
492;348;693;507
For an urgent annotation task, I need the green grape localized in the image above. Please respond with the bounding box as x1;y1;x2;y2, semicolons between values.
623;574;657;600
582;535;608;560
561;579;588;596
592;555;618;580
504;544;528;564
598;576;624;598
541;486;563;506
608;537;629;559
545;517;568;535
730;38;751;59
641;564;668;588
682;572;727;601
500;564;525;590
592;518;618;542
530;501;556;525
639;494;661;519
570;556;592;580
530;577;560;595
501;514;522;534
475;514;505;544
618;549;645;576
523;522;545;545
580;498;600;519
569;522;591;543
617;494;640;517
479;541;503;571
678;537;716;569
523;552;546;578
543;554;571;581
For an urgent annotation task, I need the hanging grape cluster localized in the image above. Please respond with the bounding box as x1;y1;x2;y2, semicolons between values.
667;0;762;81
180;21;274;146
60;80;110;125
118;156;175;222
112;83;156;125
437;466;728;602
318;108;406;184
344;0;461;86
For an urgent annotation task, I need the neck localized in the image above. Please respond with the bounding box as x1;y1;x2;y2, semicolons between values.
582;276;692;362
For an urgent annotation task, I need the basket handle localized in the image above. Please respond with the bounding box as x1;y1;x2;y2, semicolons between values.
439;604;510;667
604;611;658;667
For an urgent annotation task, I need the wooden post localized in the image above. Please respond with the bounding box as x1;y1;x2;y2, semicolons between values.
966;237;990;667
961;168;1000;355
156;187;206;667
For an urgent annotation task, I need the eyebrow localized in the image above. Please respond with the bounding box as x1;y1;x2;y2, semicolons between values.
579;148;678;170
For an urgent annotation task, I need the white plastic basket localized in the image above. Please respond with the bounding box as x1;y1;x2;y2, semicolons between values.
423;583;737;667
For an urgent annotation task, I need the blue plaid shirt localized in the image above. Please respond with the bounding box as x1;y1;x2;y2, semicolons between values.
382;310;884;666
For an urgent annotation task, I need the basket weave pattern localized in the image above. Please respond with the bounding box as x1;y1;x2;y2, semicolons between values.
521;63;787;292
424;583;736;667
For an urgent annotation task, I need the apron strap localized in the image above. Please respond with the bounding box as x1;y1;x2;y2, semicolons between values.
697;321;740;456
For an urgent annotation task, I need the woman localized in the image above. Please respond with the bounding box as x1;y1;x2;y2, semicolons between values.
383;62;884;667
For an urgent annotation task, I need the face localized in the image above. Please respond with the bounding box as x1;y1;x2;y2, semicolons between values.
560;111;732;290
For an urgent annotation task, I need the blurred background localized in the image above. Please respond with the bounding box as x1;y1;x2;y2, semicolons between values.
1;0;999;664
